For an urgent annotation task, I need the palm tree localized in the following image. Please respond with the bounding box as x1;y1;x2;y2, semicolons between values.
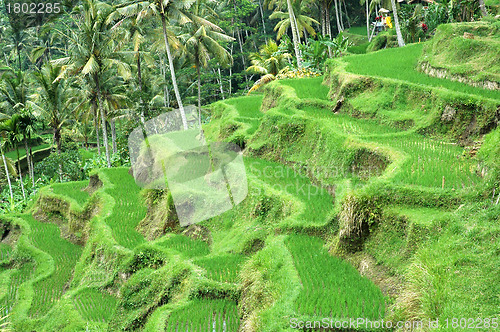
266;0;304;68
183;4;234;126
0;116;16;208
270;0;319;42
246;39;291;93
55;0;132;167
31;63;71;155
0;68;27;117
390;0;405;47
17;111;36;186
1;115;26;200
117;0;202;130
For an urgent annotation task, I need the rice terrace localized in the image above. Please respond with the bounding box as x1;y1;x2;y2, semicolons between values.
0;0;499;330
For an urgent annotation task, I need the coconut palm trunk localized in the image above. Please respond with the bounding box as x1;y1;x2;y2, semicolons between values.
391;0;405;47
258;0;266;34
1;144;14;206
287;0;302;68
111;119;117;154
95;76;112;167
366;0;371;41
334;0;343;32
160;12;188;130
15;147;26;199
24;137;34;186
478;0;488;16
197;58;202;128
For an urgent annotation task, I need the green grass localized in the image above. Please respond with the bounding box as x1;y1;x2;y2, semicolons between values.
286;234;385;319
165;299;239;332
72;288;117;322
0;243;11;261
344;43;500;100
245;157;333;227
5;144;51;160
79;148;98;162
280;77;330;100
346;26;368;36
50;181;90;205
101;168;146;249
0;262;36;318
20;215;82;318
373;134;481;189
194;254;247;283
225;95;264;136
155;234;210;258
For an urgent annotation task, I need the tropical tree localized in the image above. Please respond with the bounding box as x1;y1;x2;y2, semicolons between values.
183;2;234;126
265;0;304;67
246;39;291;92
270;0;319;42
55;0;132;167
1;115;26;199
31;63;71;155
0;115;16;208
117;0;204;130
17;111;36;185
390;0;405;46
0;68;27;116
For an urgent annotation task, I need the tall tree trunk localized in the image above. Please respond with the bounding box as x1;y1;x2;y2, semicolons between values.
197;58;202;129
287;0;302;68
258;0;266;34
366;0;371;41
16;148;26;199
137;52;145;124
93;103;101;156
217;66;225;99
339;0;345;31
342;0;351;28
111;119;117;154
478;0;488;16
24;137;34;186
390;0;405;47
320;1;326;36
54;126;63;181
1;146;14;207
160;12;188;130
95;77;112;168
232;0;248;82
334;0;343;32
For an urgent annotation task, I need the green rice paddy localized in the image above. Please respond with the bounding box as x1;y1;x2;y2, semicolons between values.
344;43;500;100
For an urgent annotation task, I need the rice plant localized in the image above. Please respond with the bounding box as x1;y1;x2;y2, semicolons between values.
0;244;11;262
72;288;117;322
51;181;90;205
286;234;385;319
375;134;481;189
101;168;146;249
280;77;330;100
20;215;82;318
156;234;210;258
0;262;36;318
344;43;500;100
194;254;247;283
165;299;239;332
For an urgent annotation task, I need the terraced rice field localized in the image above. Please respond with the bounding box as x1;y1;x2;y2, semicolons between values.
72;288;117;322
194;254;247;283
21;215;82;318
156;234;210;258
344;43;500;100
165;299;240;332
286;234;385;319
0;262;36;317
51;180;90;205
101;168;146;249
